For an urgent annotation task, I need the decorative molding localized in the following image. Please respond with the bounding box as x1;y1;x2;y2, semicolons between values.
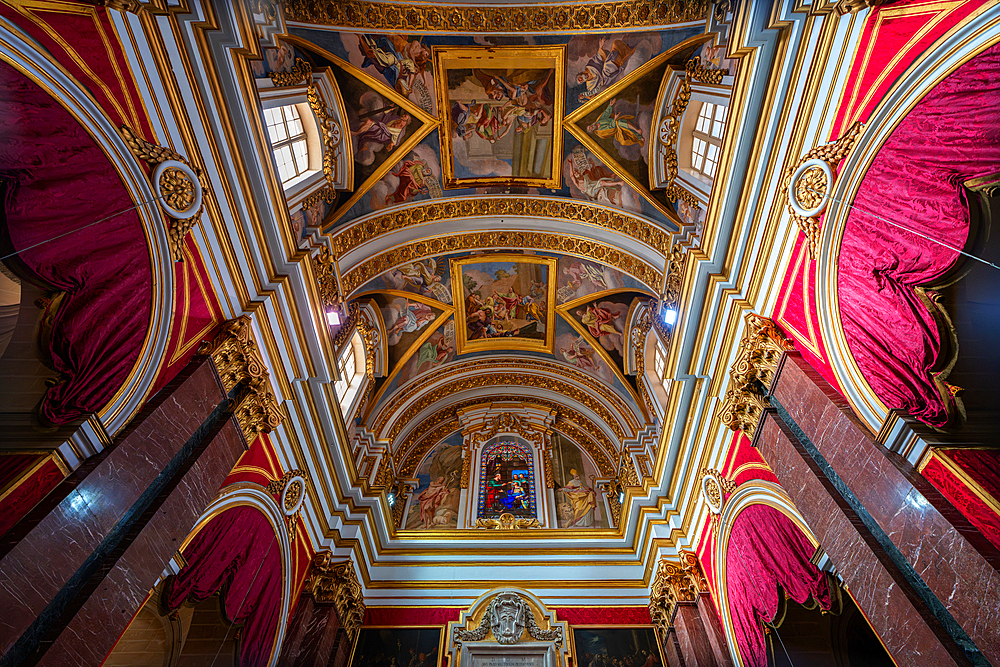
333;197;673;262
307;84;348;192
469;412;545;450
619;456;640;487
305;552;366;639
266;469;308;540
201;316;283;445
836;0;897;14
686;55;725;84
119;125;204;262
717;313;795;433
339;231;663;296
302;186;336;214
268;57;312;86
631;300;658;418
603;480;623;528
648;551;709;634
783;122;863;258
285;0;710;33
475;513;542;530
453;591;562;646
699;468;737;519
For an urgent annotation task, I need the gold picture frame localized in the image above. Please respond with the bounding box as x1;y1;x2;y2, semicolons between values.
433;46;566;189
451;254;557;355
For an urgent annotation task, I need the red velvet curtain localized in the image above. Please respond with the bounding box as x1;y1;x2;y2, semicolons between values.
165;505;283;667
725;503;831;667
837;43;1000;427
0;61;152;425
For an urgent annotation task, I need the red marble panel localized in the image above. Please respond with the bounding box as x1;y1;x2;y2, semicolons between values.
755;412;964;666
673;602;717;667
771;354;1000;664
0;358;225;656
37;416;244;667
280;594;343;667
695;594;733;667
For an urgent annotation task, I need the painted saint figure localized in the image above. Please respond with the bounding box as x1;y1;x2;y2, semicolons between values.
353;111;410;153
577;39;636;102
357;34;430;97
587;98;645;148
384;159;430;205
417;475;449;528
571;161;626;206
559;468;596;527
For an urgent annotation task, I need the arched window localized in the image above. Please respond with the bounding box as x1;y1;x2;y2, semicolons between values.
335;331;366;416
690;101;727;179
264;104;310;185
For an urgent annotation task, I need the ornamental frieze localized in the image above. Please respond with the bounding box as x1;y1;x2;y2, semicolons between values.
331;197;674;260
339;231;663;296
285;0;709;34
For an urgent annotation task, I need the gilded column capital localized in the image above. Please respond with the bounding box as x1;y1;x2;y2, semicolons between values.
201;316;283;445
306;552;366;639
649;551;709;635
717;313;794;433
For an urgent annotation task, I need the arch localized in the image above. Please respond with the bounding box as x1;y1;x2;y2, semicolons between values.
816;15;1000;432
0;24;174;445
170;485;293;667
713;482;825;667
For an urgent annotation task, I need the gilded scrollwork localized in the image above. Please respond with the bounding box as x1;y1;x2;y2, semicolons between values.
313;246;340;311
308;84;347;191
717;313;795;432
475;514;542;530
201;316;284;446
119;125;205;261
268;57;312;87
285;0;709;33
340;231;663;296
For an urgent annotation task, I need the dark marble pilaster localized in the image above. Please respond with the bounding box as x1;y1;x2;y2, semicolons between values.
770;353;1000;664
756;411;966;666
35;417;245;666
669;596;733;667
662;627;686;667
0;358;225;658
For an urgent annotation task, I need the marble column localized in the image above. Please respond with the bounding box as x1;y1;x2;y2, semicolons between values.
768;353;1000;665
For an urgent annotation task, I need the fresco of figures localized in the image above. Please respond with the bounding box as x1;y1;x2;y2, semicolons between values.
551;433;605;529
554;315;615;385
435;46;564;188
556;257;648;304
567;293;648;370
350;627;443;667
454;255;555;352
563;142;645;215
398;319;456;385
345;135;444;218
405;433;463;529
572;627;663;667
375;295;442;367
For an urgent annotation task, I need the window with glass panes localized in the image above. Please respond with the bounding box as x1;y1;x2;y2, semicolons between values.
264;105;309;184
690;101;728;179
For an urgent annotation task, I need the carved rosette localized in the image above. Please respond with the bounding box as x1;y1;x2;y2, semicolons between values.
783;122;864;258
268;57;312;87
267;470;309;540
717;313;794;433
201;316;284;445
699;468;737;529
119;125;205;261
453;591;562;647
649;551;709;634
306;552;366;639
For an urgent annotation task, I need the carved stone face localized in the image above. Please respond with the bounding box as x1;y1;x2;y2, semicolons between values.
490;594;526;644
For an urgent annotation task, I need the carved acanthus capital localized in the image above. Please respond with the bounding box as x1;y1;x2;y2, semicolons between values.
306;552;366;639
717;313;794;433
201;316;284;445
649;551;709;634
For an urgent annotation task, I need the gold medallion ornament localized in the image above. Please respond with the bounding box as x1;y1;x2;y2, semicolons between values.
783;122;864;258
717;313;795;433
284;0;710;33
475;513;541;530
119;125;205;262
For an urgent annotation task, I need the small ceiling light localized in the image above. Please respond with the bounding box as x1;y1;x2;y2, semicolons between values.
387;492;396;507
662;308;678;326
326;310;341;326
618;490;626;505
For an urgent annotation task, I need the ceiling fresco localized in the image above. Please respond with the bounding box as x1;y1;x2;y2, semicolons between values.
351;251;655;430
270;26;707;231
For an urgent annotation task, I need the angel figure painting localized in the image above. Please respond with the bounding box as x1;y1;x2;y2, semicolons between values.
433;46;565;189
452;254;556;354
384;258;452;304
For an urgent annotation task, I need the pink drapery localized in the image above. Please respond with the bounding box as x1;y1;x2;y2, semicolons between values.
0;61;152;425
164;505;283;667
837;43;1000;427
724;503;831;667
